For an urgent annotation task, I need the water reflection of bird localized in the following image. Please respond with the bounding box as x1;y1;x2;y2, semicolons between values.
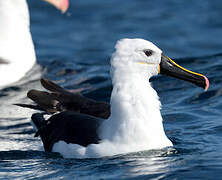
0;0;69;88
17;39;209;158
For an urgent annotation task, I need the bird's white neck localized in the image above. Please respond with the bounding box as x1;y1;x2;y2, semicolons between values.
0;0;36;87
100;66;172;150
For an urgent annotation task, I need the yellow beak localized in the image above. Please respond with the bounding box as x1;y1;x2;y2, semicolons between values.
160;54;209;91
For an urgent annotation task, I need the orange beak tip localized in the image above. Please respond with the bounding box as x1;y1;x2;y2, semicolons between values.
204;76;209;91
60;0;69;13
45;0;69;13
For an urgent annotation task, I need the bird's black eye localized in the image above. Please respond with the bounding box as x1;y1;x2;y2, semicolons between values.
144;50;152;57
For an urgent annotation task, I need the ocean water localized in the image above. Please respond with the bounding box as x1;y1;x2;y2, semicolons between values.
0;0;222;179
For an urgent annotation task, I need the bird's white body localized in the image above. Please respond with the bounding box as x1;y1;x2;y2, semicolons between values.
0;0;36;87
53;39;173;158
100;39;172;150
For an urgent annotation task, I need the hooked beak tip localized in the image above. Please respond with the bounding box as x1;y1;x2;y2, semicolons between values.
60;0;69;13
45;0;69;13
58;0;69;13
203;75;209;91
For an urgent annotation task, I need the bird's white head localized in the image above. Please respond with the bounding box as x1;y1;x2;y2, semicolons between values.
111;38;209;90
111;38;162;79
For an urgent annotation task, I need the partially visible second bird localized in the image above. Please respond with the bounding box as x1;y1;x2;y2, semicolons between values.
0;0;69;88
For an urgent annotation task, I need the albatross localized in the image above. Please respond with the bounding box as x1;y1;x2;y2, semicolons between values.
0;0;69;88
17;39;209;158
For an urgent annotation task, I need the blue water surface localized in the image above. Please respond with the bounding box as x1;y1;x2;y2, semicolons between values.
0;0;222;179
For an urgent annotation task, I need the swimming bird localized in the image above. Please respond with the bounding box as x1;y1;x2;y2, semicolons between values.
0;0;69;88
17;39;209;158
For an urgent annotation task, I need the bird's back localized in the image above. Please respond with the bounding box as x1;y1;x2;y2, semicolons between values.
32;112;104;152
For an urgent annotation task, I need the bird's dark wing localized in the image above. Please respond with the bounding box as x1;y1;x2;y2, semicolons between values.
32;112;104;152
15;78;111;119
